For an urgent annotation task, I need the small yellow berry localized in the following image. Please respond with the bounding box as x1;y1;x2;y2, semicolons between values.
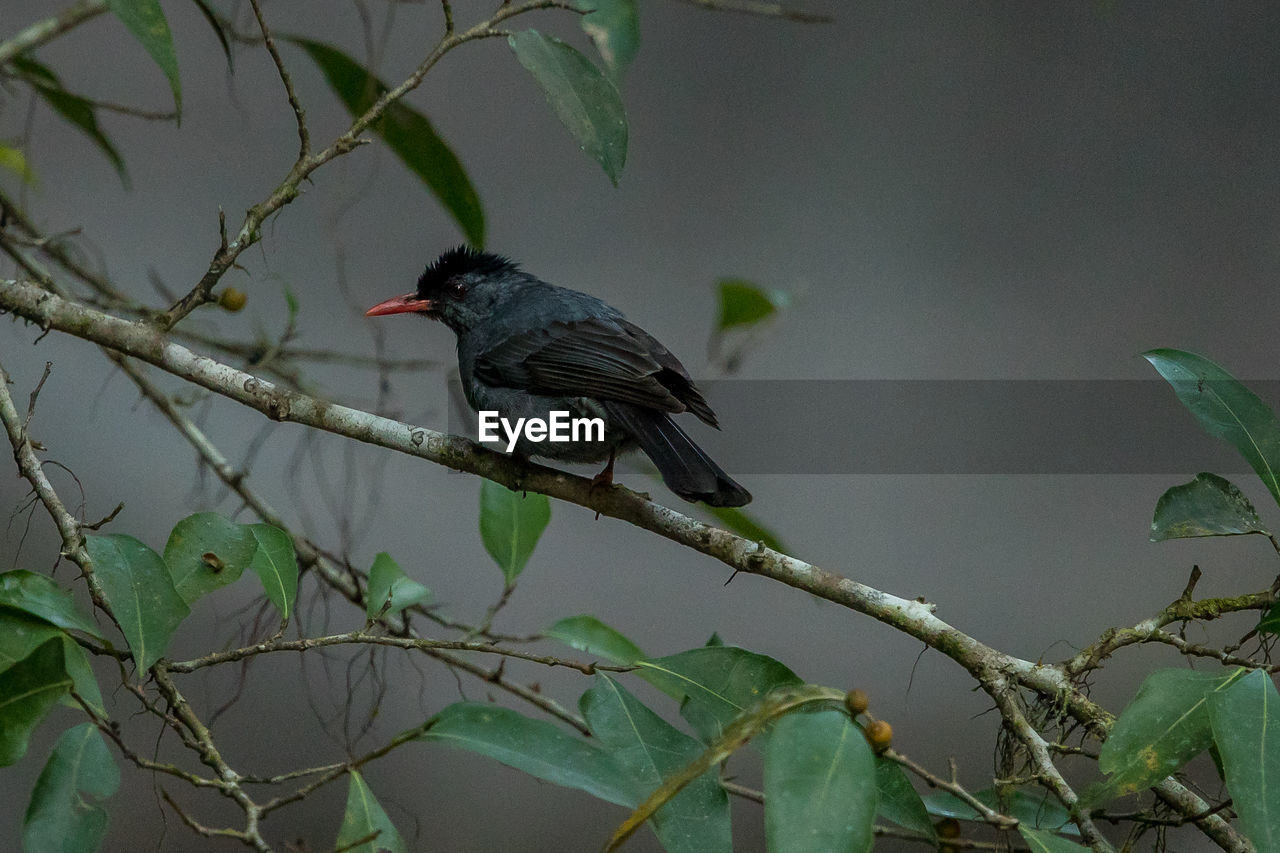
219;288;247;312
864;719;893;752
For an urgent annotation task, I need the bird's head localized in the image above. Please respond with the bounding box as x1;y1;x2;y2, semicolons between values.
365;246;521;334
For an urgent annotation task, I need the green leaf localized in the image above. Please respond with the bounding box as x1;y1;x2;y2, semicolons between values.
1150;472;1270;541
335;770;406;853
1144;349;1280;508
247;523;298;622
1257;603;1280;637
704;505;787;553
1018;827;1090;853
164;512;258;604
0;639;71;766
875;758;937;842
1091;668;1243;803
420;702;634;807
365;552;431;619
105;0;181;113
0;571;103;639
23;722;119;853
0;611;103;715
508;30;628;185
716;279;788;334
636;646;803;741
12;57;127;183
575;0;640;84
764;710;877;853
544;614;644;664
580;676;731;853
291;39;484;246
0;144;35;183
924;788;1077;834
1208;669;1280;850
479;480;551;586
85;533;189;671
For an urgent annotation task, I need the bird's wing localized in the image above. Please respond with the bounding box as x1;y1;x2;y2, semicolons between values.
474;316;719;426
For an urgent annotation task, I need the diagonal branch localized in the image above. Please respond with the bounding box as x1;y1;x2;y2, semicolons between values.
0;356;115;621
0;277;1253;850
0;0;107;67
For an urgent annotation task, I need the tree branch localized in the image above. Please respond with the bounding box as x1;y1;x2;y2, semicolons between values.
0;356;114;620
247;0;309;158
0;0;107;67
0;278;1254;849
166;630;633;675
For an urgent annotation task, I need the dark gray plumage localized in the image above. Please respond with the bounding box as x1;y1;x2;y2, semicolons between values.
366;247;751;507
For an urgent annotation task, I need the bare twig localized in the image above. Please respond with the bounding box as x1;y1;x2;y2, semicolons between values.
247;0;309;157
166;630;632;675
1063;585;1276;679
882;748;1018;830
0;0;108;67
152;663;271;852
160;789;260;845
0;356;113;618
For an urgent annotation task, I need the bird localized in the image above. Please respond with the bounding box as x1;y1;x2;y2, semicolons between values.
365;246;751;507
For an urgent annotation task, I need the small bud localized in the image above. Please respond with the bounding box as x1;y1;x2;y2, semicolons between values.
845;689;870;716
219;288;247;312
864;719;893;752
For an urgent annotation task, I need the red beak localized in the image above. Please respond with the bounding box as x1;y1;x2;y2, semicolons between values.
365;292;434;317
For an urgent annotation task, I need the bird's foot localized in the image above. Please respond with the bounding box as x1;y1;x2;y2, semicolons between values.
589;451;616;519
590;449;616;491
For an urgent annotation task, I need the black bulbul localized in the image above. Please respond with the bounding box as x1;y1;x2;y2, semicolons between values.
366;247;752;507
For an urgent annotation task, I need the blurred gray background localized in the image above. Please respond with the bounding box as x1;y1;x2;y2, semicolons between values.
4;0;1280;850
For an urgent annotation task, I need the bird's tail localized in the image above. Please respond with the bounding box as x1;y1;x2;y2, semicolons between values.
605;403;751;507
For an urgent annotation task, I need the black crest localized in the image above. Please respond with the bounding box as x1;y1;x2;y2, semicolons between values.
418;246;517;295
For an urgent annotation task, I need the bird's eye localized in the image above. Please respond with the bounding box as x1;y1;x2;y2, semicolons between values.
447;280;467;298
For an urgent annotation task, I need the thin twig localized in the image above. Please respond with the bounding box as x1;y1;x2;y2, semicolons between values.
0;0;108;67
882;748;1018;830
152;663;272;852
247;0;309;157
0;356;114;619
166;630;632;675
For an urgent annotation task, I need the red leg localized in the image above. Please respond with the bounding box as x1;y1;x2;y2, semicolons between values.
591;447;616;490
